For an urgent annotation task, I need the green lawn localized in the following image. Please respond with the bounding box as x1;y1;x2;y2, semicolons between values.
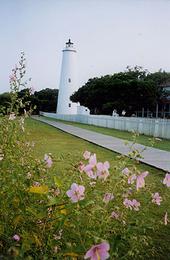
42;116;170;152
26;118;170;259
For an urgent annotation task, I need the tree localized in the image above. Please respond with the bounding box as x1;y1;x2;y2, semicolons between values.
34;88;58;113
71;67;163;115
0;88;58;114
0;92;11;114
146;71;170;102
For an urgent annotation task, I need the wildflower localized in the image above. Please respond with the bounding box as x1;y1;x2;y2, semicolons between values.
164;212;168;225
103;193;114;203
66;183;85;203
33;181;40;186
13;234;20;241
152;192;162;205
136;171;148;190
83;151;91;160
44;154;53;168
128;174;136;184
83;154;97;179
123;198;140;211
9;113;16;120
111;211;119;219
84;242;110;260
123;198;133;210
122;167;130;176
97;161;110;181
163;173;170;187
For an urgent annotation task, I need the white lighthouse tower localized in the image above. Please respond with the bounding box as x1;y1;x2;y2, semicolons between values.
56;39;78;114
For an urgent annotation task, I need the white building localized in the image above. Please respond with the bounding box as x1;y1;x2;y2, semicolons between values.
56;39;78;114
56;39;90;115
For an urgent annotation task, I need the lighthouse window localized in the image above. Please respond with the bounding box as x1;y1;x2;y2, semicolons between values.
68;78;71;83
69;103;71;107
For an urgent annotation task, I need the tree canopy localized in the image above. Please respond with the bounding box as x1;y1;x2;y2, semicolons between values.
71;67;170;115
0;88;58;114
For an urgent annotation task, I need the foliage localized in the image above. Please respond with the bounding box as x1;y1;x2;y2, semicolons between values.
0;55;170;259
0;88;58;115
71;66;169;115
34;88;58;113
17;87;58;114
0;92;11;114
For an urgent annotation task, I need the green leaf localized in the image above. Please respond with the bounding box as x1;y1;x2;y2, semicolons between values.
54;176;62;187
28;185;48;194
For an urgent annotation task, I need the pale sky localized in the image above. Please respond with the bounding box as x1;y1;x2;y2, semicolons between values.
0;0;170;93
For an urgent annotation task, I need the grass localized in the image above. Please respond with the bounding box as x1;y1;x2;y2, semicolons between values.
41;116;170;152
26;118;170;259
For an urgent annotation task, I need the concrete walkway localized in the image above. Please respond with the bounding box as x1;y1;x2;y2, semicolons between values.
32;116;170;172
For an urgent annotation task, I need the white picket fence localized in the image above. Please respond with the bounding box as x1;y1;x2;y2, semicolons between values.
40;112;170;139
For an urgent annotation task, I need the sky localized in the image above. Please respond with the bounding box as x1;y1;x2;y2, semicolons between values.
0;0;170;94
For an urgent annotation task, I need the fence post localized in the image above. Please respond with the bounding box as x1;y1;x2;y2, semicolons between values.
138;119;143;134
154;120;159;137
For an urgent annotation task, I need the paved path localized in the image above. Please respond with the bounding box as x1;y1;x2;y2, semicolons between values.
32;116;170;172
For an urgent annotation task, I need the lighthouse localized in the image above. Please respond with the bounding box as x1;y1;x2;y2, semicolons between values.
56;39;78;114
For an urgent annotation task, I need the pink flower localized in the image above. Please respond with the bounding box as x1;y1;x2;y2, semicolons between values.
89;154;97;165
84;242;110;260
163;173;170;187
136;171;148;190
123;198;140;211
164;212;168;225
97;161;110;181
13;234;20;241
122;167;130;176
123;198;132;209
103;193;114;203
83;151;91;160
44;154;53;168
152;192;162;205
66;183;85;203
128;174;136;184
111;211;119;219
83;154;97;179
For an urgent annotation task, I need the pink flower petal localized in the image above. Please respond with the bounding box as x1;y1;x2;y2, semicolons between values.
104;161;110;169
89;154;97;166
